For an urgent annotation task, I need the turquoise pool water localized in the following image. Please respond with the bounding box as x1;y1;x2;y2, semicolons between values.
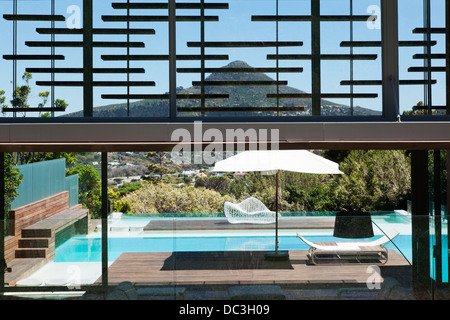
56;211;414;263
55;234;414;263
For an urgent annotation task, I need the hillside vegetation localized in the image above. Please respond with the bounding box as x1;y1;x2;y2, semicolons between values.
111;150;412;217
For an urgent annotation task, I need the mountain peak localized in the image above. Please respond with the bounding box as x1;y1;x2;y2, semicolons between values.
206;60;272;82
64;60;381;117
222;60;254;69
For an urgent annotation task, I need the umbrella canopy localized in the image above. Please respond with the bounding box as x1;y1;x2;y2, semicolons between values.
212;149;343;260
212;150;343;175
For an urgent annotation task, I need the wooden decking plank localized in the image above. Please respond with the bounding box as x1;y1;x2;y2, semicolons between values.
97;249;411;287
4;258;46;286
22;208;88;232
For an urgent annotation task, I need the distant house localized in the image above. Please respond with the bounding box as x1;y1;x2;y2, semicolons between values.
182;170;199;176
234;172;248;178
195;172;207;178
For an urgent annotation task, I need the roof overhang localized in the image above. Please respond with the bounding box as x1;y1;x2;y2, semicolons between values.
1;121;450;152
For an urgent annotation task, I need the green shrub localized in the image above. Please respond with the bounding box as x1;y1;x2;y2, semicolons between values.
122;182;236;214
114;199;132;213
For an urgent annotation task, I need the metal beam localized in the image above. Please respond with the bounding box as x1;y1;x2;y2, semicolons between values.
0;153;4;294
447;149;450;291
169;0;176;119
101;152;108;293
447;0;450;115
433;150;442;284
83;0;93;117
424;0;433;114
411;150;431;291
381;0;399;120
311;0;321;116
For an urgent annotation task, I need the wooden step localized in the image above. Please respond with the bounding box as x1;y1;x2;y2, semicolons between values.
15;248;47;259
18;238;49;248
20;208;88;239
21;229;52;238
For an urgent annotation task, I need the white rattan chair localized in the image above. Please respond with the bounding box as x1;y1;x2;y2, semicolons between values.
224;197;279;224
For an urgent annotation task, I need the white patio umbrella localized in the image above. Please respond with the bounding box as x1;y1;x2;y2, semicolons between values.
212;150;343;260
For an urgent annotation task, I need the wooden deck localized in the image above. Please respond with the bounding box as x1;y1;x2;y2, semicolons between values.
144;217;336;231
99;249;412;288
105;217;413;292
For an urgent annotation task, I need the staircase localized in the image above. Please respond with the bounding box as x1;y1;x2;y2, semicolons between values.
16;237;52;259
5;208;89;286
14;208;89;261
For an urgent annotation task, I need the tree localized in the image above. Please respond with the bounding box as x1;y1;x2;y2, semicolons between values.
1;72;69;117
327;150;411;211
4;153;23;212
117;180;143;196
227;171;335;213
38;91;49;108
54;98;68;111
145;152;181;180
322;150;350;163
284;175;336;212
15;152;78;166
66;164;102;218
402;101;442;115
0;90;8;109
108;187;132;213
10;72;32;113
194;175;231;194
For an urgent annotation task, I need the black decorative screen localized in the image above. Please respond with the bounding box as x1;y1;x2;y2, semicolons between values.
0;0;448;121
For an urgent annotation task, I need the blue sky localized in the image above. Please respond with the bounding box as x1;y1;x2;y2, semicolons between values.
0;0;446;116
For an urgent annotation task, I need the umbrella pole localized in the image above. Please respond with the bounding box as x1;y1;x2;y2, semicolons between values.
275;171;279;254
264;171;288;261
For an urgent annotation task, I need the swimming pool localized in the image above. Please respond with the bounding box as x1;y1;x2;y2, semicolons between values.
22;211;449;286
56;211;414;262
54;234;413;263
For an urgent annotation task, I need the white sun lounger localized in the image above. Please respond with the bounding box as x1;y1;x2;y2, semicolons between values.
224;197;279;224
296;229;400;265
